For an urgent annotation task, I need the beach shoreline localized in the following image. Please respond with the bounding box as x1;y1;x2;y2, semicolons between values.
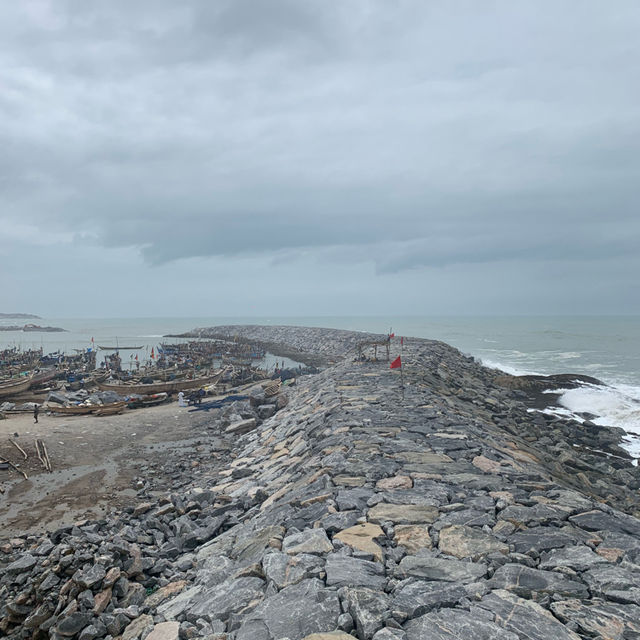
0;401;217;540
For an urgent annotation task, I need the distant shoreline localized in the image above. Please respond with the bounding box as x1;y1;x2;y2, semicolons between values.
0;313;41;319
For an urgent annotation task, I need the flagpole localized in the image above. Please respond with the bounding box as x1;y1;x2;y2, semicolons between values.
400;336;404;393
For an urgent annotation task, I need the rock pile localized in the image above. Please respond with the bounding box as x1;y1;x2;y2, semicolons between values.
2;326;640;640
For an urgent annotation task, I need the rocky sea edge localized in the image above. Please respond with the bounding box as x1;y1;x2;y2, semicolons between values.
2;325;640;640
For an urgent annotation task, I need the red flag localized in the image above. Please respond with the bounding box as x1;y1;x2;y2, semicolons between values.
91;337;94;343
401;337;404;346
150;347;155;359
390;356;401;369
389;333;395;338
135;354;138;361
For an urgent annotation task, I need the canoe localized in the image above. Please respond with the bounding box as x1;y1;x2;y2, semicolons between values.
98;345;143;350
96;368;226;395
0;375;34;399
47;401;127;416
47;404;94;415
30;369;58;386
93;402;127;416
127;392;169;409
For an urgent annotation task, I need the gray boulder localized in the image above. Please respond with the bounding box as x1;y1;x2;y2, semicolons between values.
326;554;387;590
488;564;589;598
405;607;518;640
235;578;341;640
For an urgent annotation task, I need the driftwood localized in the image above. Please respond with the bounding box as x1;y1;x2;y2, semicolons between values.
42;440;52;472
0;456;28;480
9;438;28;460
35;439;52;472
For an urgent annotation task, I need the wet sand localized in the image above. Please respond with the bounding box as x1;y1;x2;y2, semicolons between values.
0;401;216;540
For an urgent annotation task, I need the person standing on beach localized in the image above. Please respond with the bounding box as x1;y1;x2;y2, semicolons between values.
33;404;39;424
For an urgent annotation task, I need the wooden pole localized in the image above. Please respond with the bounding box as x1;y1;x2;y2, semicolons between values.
9;439;27;460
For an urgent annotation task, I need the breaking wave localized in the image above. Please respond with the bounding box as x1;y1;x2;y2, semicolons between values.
482;357;640;460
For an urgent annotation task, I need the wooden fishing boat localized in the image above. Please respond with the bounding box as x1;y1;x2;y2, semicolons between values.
127;392;169;409
0;375;33;399
96;368;226;395
98;345;143;351
93;401;127;416
47;400;128;416
30;369;58;387
47;404;95;415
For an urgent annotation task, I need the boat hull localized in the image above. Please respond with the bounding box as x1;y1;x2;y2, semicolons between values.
0;376;33;399
96;369;225;395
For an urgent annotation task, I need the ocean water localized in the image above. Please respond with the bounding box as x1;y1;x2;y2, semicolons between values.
1;315;639;457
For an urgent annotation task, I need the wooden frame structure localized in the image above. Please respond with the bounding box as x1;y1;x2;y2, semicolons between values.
356;337;390;362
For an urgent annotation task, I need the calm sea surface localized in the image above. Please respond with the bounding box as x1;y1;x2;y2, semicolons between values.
2;315;638;456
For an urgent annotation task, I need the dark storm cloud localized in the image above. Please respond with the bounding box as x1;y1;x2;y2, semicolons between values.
1;0;640;282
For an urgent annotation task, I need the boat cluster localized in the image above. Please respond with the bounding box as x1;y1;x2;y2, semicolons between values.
0;340;282;419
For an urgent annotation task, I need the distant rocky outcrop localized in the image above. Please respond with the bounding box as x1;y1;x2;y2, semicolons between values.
0;324;66;332
0;313;41;319
2;326;640;640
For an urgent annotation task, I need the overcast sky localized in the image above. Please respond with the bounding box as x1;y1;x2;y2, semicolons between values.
1;0;639;318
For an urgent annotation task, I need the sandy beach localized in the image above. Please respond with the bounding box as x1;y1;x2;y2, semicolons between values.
0;401;216;539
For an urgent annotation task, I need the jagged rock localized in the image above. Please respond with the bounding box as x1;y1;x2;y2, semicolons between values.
226;418;257;434
569;509;640;536
334;523;385;562
157;585;203;620
498;504;570;527
478;590;581;640
122;582;146;608
340;586;391;639
404;607;519;640
508;528;575;554
23;601;55;628
103;566;121;587
235;579;341;640
397;555;487;583
438;525;508;560
6;553;36;574
262;551;325;589
122;614;154;640
550;598;640;638
37;571;61;593
146;621;180;640
283;529;334;555
258;404;276;419
230;525;285;562
392;581;468;618
79;623;106;640
581;564;640;604
301;633;355;640
376;476;413;490
488;564;589;598
185;576;265;621
56;612;93;637
321;511;362;534
393;525;432;554
372;630;406;640
326;555;387;589
538;545;609;572
145;580;188;608
93;587;112;614
367;504;439;525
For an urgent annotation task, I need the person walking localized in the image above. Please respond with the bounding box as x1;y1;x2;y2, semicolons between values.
33;403;39;424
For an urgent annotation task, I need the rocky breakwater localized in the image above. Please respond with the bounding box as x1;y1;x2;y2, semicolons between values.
2;325;640;640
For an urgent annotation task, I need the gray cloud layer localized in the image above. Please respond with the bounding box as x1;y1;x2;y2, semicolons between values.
1;1;639;314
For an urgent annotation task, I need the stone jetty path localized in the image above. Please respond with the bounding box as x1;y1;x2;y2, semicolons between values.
2;325;640;640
